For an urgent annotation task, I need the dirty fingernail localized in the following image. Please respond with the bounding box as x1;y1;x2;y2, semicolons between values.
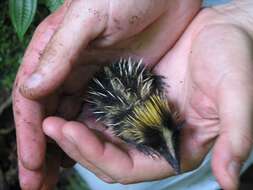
20;73;42;96
24;73;43;88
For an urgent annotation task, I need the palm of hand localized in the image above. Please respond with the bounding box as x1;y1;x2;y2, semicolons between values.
43;27;231;183
154;22;253;189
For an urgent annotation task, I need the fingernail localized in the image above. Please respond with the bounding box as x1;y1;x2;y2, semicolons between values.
20;73;43;97
24;73;43;89
228;160;240;187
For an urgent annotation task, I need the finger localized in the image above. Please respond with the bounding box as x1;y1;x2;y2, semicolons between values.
62;121;173;183
212;77;253;190
13;0;70;171
14;94;46;170
18;160;44;190
21;0;108;99
43;117;114;183
62;121;133;176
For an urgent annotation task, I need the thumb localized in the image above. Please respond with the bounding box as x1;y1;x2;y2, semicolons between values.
20;0;107;99
212;77;253;190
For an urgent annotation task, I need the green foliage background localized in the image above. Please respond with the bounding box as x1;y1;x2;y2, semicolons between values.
0;1;32;92
0;0;63;92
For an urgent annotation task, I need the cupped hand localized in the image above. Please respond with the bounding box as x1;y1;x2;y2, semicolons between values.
42;2;253;190
13;0;200;189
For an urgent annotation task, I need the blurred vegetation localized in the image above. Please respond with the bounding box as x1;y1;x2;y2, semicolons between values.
0;1;49;93
0;0;67;110
9;0;64;41
0;0;64;93
0;1;26;91
56;169;91;190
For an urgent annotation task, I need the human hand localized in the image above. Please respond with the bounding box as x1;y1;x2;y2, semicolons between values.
156;2;253;189
13;0;200;189
42;1;253;190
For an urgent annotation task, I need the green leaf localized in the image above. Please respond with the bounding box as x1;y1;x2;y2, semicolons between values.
44;0;64;12
9;0;37;41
